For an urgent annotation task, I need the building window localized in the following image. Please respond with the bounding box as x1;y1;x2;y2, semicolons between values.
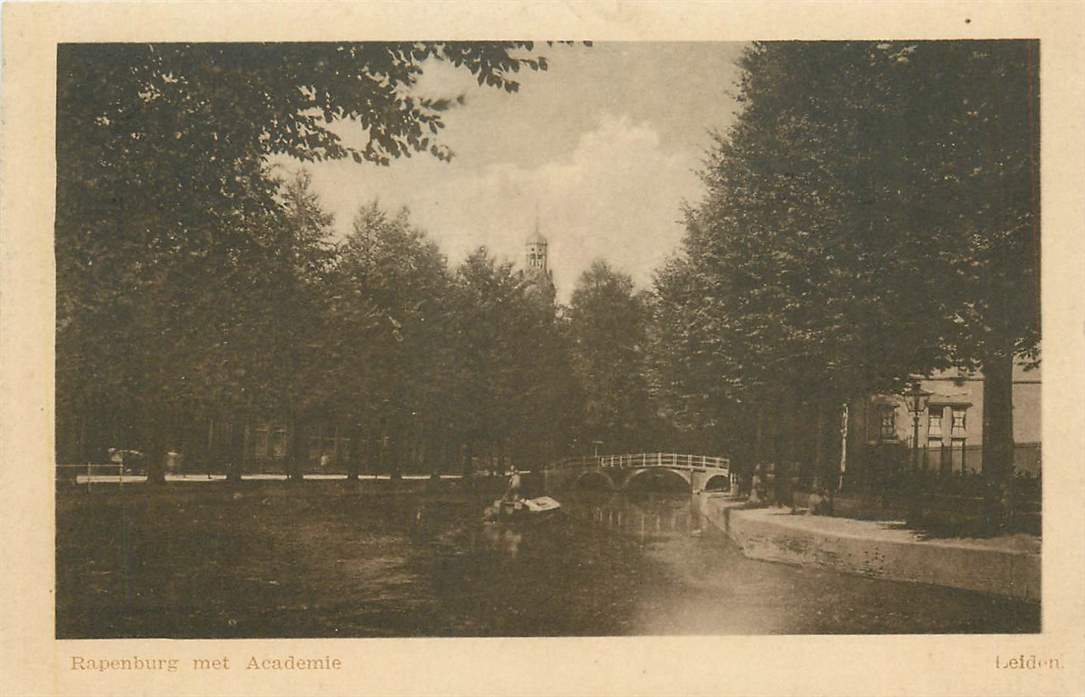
269;427;288;458
928;408;944;439
879;405;897;441
951;408;967;439
253;423;269;455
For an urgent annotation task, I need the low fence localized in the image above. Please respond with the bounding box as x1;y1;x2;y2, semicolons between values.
849;442;1042;486
789;471;1042;536
54;464;490;491
56;462;133;491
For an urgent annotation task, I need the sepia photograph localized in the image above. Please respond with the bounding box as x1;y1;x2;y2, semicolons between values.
3;1;1085;694
51;37;1044;641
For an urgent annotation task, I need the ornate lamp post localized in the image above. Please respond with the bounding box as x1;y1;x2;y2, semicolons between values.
902;382;932;474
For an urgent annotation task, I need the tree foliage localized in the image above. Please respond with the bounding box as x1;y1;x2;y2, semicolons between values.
334;202;457;475
653;41;1039;483
56;40;1038;491
567;260;657;451
449;248;580;472
55;42;557;471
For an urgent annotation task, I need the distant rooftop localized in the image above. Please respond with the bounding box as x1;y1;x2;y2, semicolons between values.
527;213;546;245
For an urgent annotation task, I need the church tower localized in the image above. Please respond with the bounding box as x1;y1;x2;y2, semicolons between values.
524;214;556;302
526;219;548;275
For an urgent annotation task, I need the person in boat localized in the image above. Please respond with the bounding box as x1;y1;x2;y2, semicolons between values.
503;466;522;502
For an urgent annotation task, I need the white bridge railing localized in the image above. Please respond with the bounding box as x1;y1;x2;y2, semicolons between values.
546;453;729;472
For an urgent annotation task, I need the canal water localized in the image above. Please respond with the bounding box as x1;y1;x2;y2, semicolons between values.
371;489;1039;636
55;483;1040;638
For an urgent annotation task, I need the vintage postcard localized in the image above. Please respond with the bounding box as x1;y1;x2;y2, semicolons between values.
2;2;1083;696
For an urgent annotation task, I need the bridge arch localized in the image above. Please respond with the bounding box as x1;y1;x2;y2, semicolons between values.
703;474;731;491
575;469;617;491
622;467;690;492
543;453;730;494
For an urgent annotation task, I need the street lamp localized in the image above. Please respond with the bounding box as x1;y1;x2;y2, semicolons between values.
902;381;932;473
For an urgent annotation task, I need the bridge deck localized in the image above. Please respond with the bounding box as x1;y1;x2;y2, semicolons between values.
542;453;732;493
546;453;729;472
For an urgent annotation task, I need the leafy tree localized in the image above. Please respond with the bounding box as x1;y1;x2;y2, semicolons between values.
55;42;555;474
649;256;748;458
518;281;584;467
260;169;340;480
450;249;530;474
567;261;657;453
656;41;1039;492
449;247;581;474
883;41;1040;485
336;202;456;479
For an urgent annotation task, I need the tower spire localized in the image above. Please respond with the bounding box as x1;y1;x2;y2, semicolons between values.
524;202;554;301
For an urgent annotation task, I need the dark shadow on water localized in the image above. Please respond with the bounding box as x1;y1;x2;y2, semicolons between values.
55;484;1040;637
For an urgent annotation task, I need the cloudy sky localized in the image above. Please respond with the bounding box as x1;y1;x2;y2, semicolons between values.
293;42;747;302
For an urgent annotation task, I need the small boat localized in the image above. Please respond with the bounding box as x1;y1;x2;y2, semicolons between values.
486;496;562;523
521;496;561;513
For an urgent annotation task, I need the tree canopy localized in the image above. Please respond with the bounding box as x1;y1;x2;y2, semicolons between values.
654;41;1039;482
567;260;658;451
55;42;560;474
56;41;1039;492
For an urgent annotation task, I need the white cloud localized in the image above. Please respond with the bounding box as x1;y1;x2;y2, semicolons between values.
306;113;700;302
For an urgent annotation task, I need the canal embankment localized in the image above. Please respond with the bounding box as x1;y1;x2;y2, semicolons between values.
696;493;1040;602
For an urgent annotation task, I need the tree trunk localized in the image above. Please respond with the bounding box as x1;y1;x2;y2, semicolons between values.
233;410;249;482
390;437;402;481
982;353;1015;481
838;402;851;492
753;405;765;465
346;424;362;481
366;428;378;477
145;403;166;484
982;351;1016;528
77;412;87;464
813;404;826;490
462;440;474;479
392;423;405;482
287;411;304;481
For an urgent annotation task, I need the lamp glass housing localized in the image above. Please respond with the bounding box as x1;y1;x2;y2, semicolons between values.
903;383;932;414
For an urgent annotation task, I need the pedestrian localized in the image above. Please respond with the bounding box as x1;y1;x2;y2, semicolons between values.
749;465;763;505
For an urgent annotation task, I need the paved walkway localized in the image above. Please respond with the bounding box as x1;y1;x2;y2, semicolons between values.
697;494;1041;600
739;504;1041;554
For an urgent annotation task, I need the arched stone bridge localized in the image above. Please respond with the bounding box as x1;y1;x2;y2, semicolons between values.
541;453;732;493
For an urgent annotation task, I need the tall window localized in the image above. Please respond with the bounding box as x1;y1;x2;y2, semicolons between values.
928;408;944;439
951;408;967;439
269;427;288;458
879;405;897;441
254;426;270;458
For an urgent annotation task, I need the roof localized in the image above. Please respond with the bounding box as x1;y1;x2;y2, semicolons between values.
527;215;546;245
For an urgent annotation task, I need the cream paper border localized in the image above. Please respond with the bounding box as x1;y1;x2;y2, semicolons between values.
2;2;1083;696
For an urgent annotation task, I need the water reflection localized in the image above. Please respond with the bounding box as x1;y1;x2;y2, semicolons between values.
563;491;702;544
478;525;524;557
399;490;1040;636
57;486;1041;638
